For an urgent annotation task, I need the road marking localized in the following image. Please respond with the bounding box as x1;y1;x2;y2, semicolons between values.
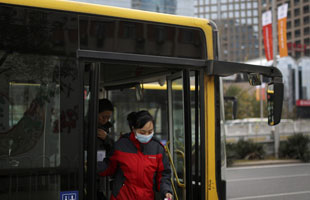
227;174;310;182
229;190;310;200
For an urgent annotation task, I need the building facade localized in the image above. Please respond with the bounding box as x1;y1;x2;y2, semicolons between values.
194;0;310;61
260;0;310;59
194;0;260;62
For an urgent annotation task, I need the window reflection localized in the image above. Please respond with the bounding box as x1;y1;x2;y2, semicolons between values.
0;53;60;169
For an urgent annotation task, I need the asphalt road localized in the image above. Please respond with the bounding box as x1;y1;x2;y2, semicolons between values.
226;163;310;200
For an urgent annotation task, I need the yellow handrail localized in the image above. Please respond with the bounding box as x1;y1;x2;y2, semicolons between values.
164;141;185;188
171;177;179;200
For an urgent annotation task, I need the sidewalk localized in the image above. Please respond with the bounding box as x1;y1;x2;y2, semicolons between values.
231;159;302;167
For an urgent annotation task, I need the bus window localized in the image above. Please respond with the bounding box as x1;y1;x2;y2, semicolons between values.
0;53;82;199
0;54;61;169
78;16;206;59
0;5;82;200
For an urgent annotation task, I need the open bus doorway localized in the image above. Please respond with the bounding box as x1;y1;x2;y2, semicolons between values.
82;60;203;200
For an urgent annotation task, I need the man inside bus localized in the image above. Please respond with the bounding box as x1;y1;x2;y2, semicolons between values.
97;98;114;153
97;98;114;200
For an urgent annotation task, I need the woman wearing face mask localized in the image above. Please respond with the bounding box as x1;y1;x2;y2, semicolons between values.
97;110;173;200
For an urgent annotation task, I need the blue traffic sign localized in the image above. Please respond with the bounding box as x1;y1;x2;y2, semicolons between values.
60;191;79;200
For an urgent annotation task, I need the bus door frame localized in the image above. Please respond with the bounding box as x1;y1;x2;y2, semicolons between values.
167;71;192;200
183;69;193;200
79;60;101;200
77;49;207;200
87;62;100;200
166;69;200;200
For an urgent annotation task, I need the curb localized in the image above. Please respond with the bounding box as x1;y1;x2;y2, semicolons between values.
230;159;302;167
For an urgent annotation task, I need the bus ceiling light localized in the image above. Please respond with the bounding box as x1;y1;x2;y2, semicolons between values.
135;84;144;101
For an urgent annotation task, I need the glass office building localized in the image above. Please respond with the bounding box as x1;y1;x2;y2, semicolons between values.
72;0;194;16
132;0;177;14
194;0;260;62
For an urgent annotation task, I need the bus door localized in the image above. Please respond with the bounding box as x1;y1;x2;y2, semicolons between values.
83;60;173;200
79;54;205;200
167;72;186;200
82;61;104;200
166;70;201;200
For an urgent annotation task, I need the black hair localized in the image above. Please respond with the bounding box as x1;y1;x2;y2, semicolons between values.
98;99;114;113
127;110;154;131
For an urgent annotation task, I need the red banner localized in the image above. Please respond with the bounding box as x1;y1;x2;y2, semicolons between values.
262;11;273;61
263;24;273;61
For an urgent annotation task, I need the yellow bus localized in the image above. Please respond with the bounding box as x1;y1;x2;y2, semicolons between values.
0;0;283;200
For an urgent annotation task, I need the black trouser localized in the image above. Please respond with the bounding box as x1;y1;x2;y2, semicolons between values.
97;191;107;200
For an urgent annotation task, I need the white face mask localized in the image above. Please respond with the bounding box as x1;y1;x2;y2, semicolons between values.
135;131;154;143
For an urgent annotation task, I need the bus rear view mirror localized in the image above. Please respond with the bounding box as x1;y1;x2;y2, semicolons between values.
267;82;283;126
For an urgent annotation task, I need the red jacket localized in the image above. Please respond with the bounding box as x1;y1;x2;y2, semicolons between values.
98;132;172;200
